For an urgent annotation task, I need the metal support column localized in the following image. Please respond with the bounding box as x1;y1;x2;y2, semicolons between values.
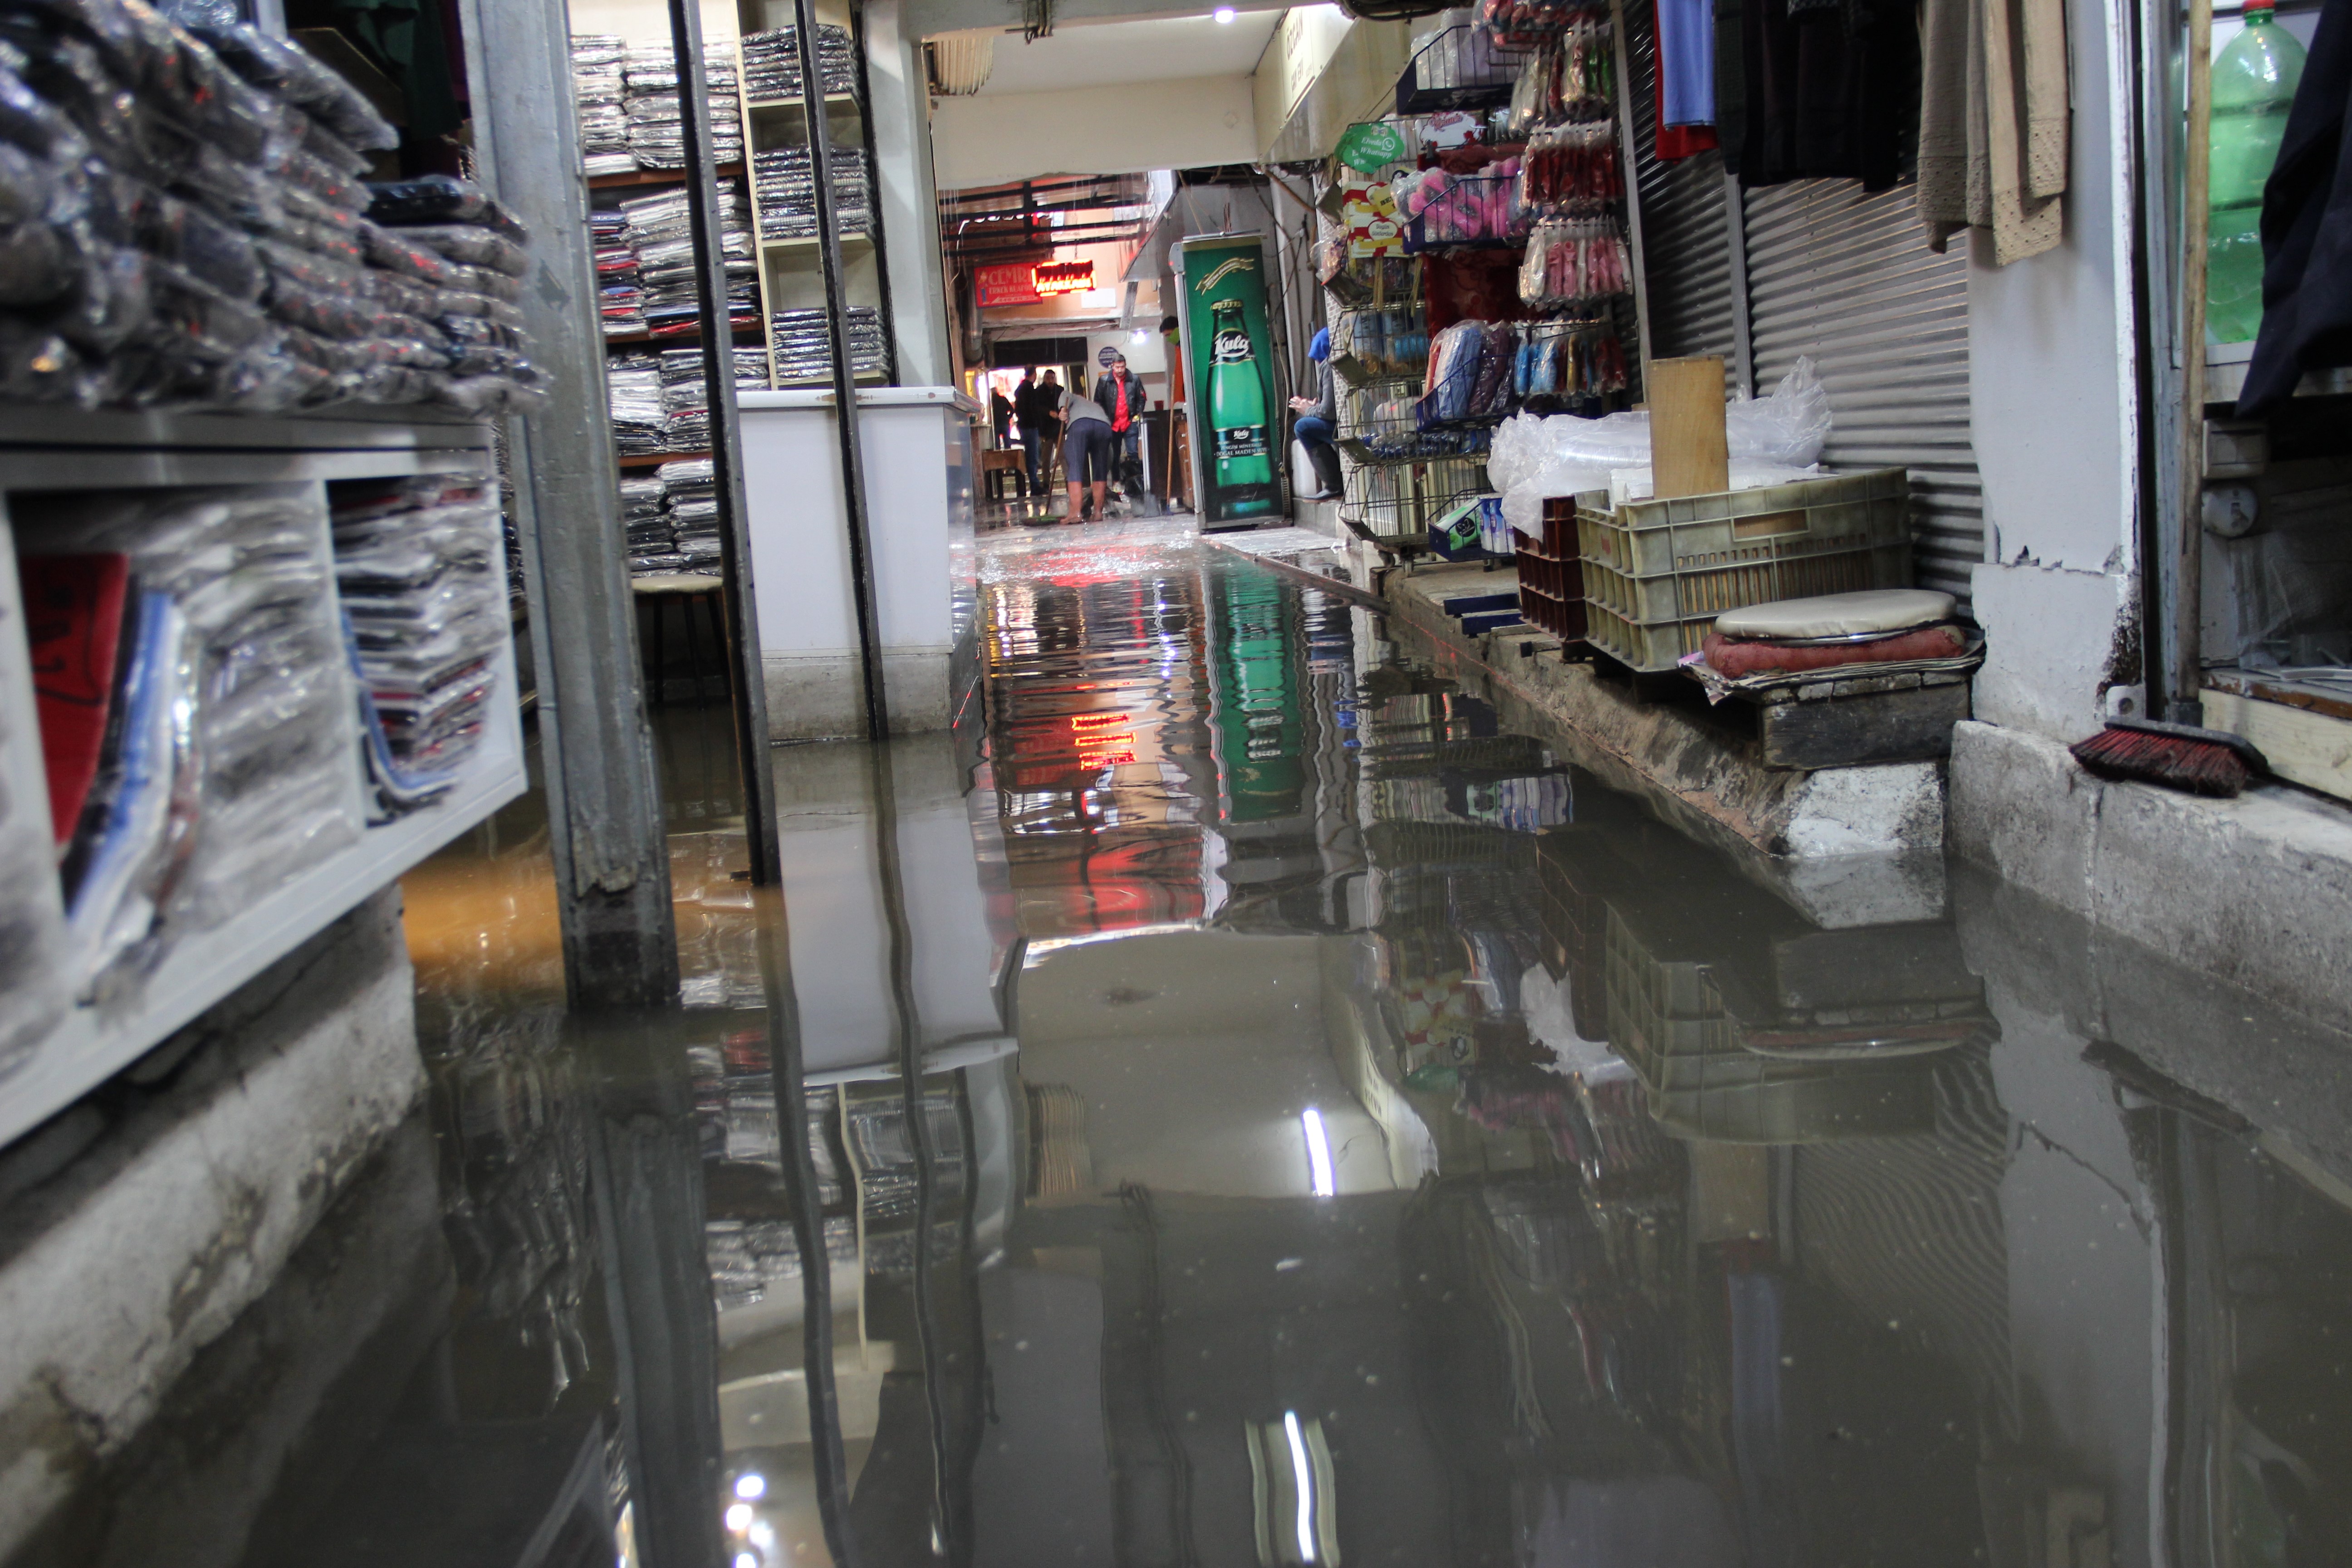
458;0;680;1007
667;0;784;885
792;0;892;740
1723;171;1755;399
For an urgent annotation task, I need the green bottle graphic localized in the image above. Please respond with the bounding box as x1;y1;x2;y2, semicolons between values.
1207;299;1274;490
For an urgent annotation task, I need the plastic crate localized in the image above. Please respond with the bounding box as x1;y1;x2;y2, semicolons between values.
1513;495;1588;643
1574;469;1913;671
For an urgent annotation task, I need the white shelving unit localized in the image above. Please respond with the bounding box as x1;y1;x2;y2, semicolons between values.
0;412;530;1149
740;72;892;388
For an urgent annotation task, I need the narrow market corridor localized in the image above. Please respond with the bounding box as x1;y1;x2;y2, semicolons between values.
63;516;2348;1567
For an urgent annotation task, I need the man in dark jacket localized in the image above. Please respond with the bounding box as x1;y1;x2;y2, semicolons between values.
990;386;1014;448
1012;371;1044;494
1091;354;1150;467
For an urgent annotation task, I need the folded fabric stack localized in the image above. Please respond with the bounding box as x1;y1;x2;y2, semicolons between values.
608;352;666;456
706;58;745;165
1695;591;1968;681
751;146;871;240
659;458;724;572
770;308;884;385
621;475;683;575
573;34;632;176
740;24;858;102
0;5;543;415
330;475;507;818
362;179;545;413
622;183;759;339
660;345;770;448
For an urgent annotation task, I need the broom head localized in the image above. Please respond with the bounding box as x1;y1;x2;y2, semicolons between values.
2069;718;2266;797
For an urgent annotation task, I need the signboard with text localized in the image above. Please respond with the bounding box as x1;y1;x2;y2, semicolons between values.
975;261;1040;307
1170;233;1282;529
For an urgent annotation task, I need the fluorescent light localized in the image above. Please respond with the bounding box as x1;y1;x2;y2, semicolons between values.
734;1474;766;1500
1284;1411;1316;1562
1301;1108;1335;1197
1131;328;1149;343
1215;5;1237;19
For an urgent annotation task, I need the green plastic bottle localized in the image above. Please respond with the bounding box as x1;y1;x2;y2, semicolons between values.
2207;0;2306;343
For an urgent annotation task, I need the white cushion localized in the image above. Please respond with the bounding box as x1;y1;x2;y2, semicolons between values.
1715;588;1956;641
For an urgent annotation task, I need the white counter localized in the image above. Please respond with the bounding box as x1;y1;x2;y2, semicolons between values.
738;387;977;739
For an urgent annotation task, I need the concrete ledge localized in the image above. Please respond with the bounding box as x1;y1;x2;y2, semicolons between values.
763;647;952;740
1379;564;1945;862
0;888;423;1560
1950;719;2352;1034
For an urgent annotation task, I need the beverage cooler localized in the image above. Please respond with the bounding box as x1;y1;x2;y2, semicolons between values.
1171;234;1285;530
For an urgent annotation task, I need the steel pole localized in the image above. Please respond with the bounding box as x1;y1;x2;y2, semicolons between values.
790;0;892;740
457;0;680;1007
666;0;784;884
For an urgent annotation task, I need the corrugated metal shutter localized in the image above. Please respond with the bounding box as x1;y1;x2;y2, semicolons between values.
1742;181;1984;604
1621;0;1737;378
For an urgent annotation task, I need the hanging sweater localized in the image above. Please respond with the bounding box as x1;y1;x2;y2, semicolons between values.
2239;0;2352;414
1918;0;2068;263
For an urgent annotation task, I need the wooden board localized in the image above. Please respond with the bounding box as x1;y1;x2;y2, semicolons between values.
1648;355;1729;499
2201;687;2352;804
1758;678;1971;769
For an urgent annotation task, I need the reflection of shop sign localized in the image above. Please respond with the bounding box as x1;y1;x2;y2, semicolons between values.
1033;259;1095;294
975;261;1039;306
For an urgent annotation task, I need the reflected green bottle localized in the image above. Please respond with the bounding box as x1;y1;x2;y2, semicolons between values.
1207;299;1274;488
2207;0;2306;343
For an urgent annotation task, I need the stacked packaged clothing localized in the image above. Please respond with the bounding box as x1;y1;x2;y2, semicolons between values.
740;24;858;102
621;474;683;574
751;146;871;240
658;458;724;572
573;34;633;176
17;486;363;990
660;345;769;448
706;58;745;165
623;46;684;169
330;475;507;819
0;7;544;415
622;183;759;339
593;206;645;337
363;177;544;413
608;352;666;456
769;308;884;384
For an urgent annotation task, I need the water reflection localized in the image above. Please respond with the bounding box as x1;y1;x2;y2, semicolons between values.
35;524;2352;1568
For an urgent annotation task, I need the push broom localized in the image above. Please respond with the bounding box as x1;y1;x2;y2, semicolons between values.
2071;0;2268;798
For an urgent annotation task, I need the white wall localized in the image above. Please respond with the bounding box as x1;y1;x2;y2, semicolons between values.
565;0;739;46
1964;0;2142;742
930;74;1259;188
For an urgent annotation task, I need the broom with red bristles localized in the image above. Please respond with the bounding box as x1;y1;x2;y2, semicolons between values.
2068;0;2267;803
2070;718;2267;796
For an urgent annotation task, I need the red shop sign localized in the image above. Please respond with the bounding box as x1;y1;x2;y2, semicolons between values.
976;261;1040;307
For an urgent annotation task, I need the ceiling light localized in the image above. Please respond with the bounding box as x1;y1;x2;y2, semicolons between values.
1215;6;1237;20
1131;328;1149;343
725;1503;754;1533
734;1475;767;1501
1301;1108;1334;1197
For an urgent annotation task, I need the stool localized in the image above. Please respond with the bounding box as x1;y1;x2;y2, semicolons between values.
980;446;1028;501
633;573;730;705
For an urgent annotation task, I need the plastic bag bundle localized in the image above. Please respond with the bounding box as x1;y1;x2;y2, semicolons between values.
1517;121;1621;214
1332;305;1428;378
1505;19;1612;132
740;24;857;103
1480;0;1611;49
1517;216;1631;308
1511;316;1625;407
1491;356;1835;534
1392;163;1524;249
22;485;363;981
769;306;882;385
329;474;504;818
1419;318;1521;425
364;176;545;415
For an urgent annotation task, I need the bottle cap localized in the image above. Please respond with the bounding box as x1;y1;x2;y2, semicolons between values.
2243;0;2274;13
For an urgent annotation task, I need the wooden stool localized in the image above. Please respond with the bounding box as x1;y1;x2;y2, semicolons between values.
980;446;1028;500
633;573;728;705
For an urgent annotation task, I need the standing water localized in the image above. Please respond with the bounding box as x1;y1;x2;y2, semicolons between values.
41;518;2352;1566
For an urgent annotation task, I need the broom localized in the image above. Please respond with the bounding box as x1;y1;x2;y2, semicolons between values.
2071;717;2267;796
2072;0;2259;795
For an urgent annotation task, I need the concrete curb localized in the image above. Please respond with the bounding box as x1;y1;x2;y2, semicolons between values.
1949;720;2352;1036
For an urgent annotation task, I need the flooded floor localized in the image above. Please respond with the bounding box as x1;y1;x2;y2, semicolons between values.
48;518;2352;1567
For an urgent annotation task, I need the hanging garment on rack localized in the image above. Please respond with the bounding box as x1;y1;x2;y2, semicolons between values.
1715;0;1749;168
1918;0;2066;258
1519;218;1634;308
1519;122;1626;213
1658;0;1717;127
2239;0;2352;413
1736;0;1913;191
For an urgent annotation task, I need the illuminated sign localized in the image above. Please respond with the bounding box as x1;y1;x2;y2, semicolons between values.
975;260;1040;307
1033;259;1096;295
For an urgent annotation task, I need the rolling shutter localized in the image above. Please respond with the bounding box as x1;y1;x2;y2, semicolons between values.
1741;181;1984;604
1621;0;1739;377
